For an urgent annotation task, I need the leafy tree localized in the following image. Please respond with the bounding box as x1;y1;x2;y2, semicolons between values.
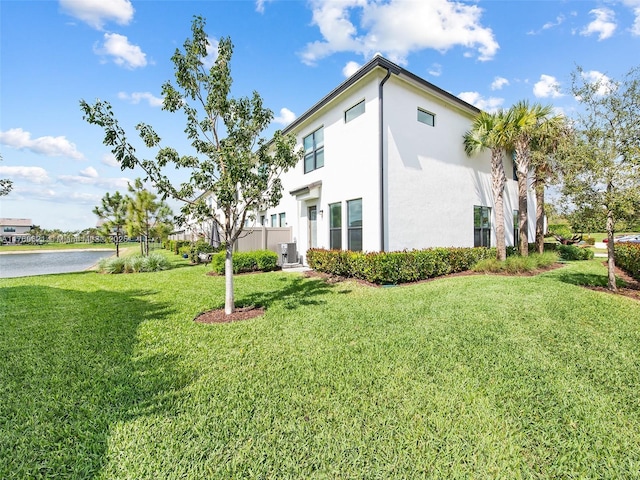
0;155;13;197
464;110;510;261
558;66;640;291
530;114;568;253
93;191;128;257
506;101;554;256
81;17;301;314
126;179;173;256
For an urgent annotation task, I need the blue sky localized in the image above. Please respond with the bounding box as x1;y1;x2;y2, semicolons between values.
1;0;638;231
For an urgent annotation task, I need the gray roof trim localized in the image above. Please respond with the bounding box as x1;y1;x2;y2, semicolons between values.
281;56;480;135
289;180;322;197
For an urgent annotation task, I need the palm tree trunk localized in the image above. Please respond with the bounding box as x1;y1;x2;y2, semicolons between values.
535;176;545;254
515;141;529;256
491;151;507;261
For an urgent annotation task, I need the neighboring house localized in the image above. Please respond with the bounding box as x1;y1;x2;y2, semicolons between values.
0;218;33;244
259;56;535;264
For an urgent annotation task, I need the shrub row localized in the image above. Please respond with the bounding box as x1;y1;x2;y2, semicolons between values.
306;247;495;285
166;240;191;255
97;253;171;274
557;244;595;261
210;250;278;275
615;242;640;281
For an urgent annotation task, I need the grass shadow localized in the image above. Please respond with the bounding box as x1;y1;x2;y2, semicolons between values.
0;285;192;478
239;274;336;310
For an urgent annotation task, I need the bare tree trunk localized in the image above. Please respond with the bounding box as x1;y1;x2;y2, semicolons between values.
535;177;545;254
491;151;507;261
606;208;617;292
224;241;235;314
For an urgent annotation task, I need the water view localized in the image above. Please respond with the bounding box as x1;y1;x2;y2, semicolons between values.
0;250;114;278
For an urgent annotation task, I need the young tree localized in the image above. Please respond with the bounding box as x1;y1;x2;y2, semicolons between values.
506;101;554;256
126;179;173;256
463;110;510;261
81;17;301;314
530;115;567;253
93;191;128;257
558;66;640;291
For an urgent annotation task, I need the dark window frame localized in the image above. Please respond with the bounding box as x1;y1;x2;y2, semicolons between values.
347;198;363;252
417;108;435;127
303;127;324;174
345;100;365;123
329;202;342;250
474;205;491;248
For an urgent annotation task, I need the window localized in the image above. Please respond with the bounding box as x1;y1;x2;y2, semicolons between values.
474;206;491;247
303;127;324;174
260;215;265;227
329;202;342;250
513;210;519;247
271;214;277;227
417;108;435;126
345;100;365;123
347;198;362;251
3;227;16;232
279;212;286;227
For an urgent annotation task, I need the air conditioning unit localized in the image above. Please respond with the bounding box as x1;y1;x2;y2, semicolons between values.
278;242;298;266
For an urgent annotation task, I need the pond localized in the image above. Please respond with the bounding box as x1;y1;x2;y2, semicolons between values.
0;250;114;278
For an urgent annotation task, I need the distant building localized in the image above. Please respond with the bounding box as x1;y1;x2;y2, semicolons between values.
0;218;33;244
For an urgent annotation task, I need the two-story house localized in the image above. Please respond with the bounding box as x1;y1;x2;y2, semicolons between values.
0;218;34;244
260;56;534;264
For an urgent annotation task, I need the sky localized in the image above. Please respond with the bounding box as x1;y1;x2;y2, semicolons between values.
1;0;639;231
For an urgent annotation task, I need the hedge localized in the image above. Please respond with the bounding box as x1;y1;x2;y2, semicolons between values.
210;250;278;275
615;243;640;281
306;247;495;285
557;244;594;261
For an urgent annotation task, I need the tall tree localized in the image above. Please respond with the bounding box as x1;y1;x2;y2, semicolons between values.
0;155;13;197
506;101;554;256
463;110;510;261
81;17;301;314
558;66;640;291
93;191;128;257
530;114;567;253
126;179;173;256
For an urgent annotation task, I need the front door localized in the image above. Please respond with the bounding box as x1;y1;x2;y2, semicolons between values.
308;206;318;249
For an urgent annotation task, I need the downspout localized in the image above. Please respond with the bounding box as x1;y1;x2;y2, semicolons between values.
379;68;392;252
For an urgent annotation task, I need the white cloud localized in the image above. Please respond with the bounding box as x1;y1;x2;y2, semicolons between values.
342;60;361;77
533;74;563;98
255;0;274;13
491;76;509;90
581;8;617;40
94;33;147;69
273;108;297;126
202;37;219;69
0;165;51;184
301;0;499;66
57;174;132;190
80;166;98;178
101;153;120;167
60;0;134;30
118;91;163;107
428;63;442;77
0;128;84;160
581;70;614;96
457;91;504;112
621;0;640;35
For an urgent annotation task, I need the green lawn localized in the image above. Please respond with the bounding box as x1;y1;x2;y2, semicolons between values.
1;256;639;478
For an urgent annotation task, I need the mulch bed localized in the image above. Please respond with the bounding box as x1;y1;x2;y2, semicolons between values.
585;263;640;302
194;305;265;324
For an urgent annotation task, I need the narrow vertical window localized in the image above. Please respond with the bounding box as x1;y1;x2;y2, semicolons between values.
303;127;324;173
271;214;277;227
329;202;342;250
345;100;365;123
474;206;491;247
417;108;435;126
279;212;286;227
347;198;362;251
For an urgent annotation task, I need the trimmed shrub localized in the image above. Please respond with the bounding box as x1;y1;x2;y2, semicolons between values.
307;247;494;285
210;250;278;275
472;252;559;274
615;243;640;281
557;244;594;261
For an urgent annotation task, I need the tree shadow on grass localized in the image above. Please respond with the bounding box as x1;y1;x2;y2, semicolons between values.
238;274;341;311
0;285;192;479
548;266;625;289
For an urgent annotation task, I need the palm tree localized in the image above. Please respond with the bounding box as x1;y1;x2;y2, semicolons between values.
464;110;510;261
506;101;554;256
530;115;567;253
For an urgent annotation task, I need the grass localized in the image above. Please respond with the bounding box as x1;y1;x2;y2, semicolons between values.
472;251;558;273
1;256;639;478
